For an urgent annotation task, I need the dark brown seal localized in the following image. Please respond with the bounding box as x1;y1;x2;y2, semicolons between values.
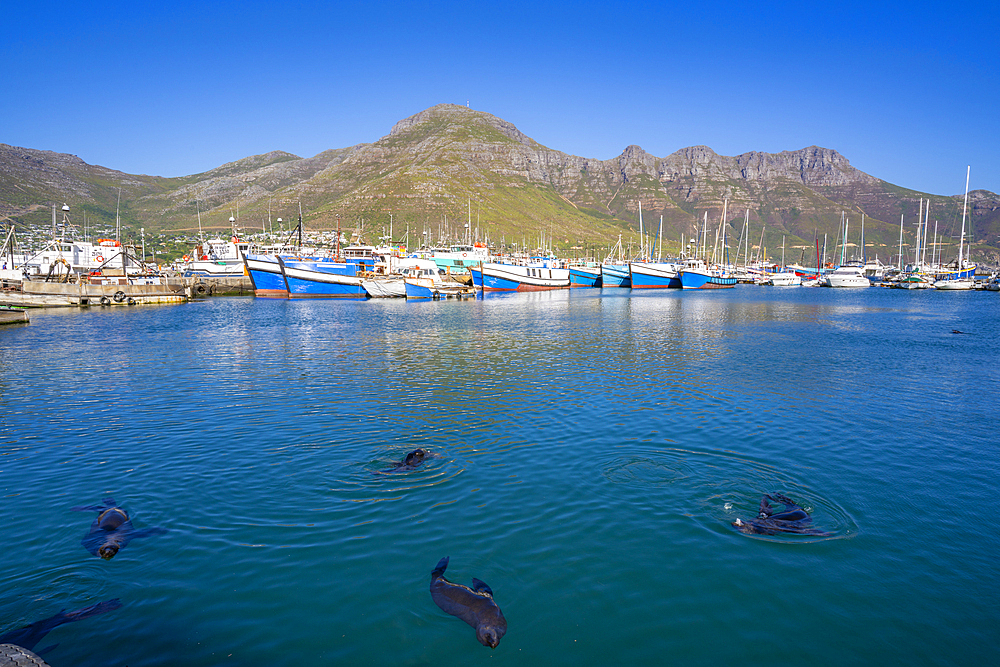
733;493;830;536
73;498;166;559
0;598;121;654
429;557;507;649
376;448;435;474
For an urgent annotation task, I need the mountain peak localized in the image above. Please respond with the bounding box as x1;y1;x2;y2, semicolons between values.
387;104;535;147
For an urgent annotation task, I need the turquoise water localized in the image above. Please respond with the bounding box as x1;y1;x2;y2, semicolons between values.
1;288;997;666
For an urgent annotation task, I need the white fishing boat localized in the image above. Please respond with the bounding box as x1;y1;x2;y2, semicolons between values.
182;236;252;276
361;257;430;298
403;260;475;298
471;259;570;292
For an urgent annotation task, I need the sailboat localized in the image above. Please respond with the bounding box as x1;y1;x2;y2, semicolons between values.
935;166;977;290
768;236;801;286
677;205;737;289
825;213;869;287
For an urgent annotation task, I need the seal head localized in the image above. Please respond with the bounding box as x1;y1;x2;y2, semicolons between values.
73;498;166;559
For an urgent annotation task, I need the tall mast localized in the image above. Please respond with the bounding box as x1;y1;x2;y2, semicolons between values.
196;200;203;242
842;216;849;266
898;213;904;270
922;202;930;266
860;213;866;264
658;215;663;262
638;202;644;260
958;166;970;267
702;211;709;261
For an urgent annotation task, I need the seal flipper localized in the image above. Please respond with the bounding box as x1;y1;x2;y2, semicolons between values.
471;578;494;597
0;599;122;652
758;495;774;518
432;556;450;578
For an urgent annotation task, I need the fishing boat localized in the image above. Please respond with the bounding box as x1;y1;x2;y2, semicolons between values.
471;259;570;292
677;258;737;289
600;263;631;287
278;257;366;299
568;261;602;287
182;236;252;276
629;261;683;288
403;260;475;299
243;253;288;298
341;245;379;273
600;236;631;287
361;274;406;298
431;243;490;275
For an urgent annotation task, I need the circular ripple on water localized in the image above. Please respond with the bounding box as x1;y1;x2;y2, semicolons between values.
602;452;693;487
327;447;466;500
601;446;857;541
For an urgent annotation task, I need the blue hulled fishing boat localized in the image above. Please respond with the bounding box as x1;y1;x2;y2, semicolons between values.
243;253;288;298
278;257;367;299
629;261;683;288
569;262;602;287
475;260;570;292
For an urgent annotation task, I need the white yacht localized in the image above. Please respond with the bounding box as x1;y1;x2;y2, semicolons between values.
825;263;870;288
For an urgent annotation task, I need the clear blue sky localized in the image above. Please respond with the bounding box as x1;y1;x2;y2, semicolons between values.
4;1;997;196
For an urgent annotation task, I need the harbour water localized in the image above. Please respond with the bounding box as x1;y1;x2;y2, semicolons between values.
1;288;997;666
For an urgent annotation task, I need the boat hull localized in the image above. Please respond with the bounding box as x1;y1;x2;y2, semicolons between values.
478;263;570;292
569;265;602;287
244;254;288;298
629;262;682;289
934;278;975;290
601;264;631;288
361;278;405;298
678;269;737;289
279;258;367;299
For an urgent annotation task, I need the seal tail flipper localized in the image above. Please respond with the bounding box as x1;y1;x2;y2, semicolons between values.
770;493;799;509
0;599;121;651
432;557;449;578
36;643;59;656
61;598;123;623
758;495;773;517
471;578;494;597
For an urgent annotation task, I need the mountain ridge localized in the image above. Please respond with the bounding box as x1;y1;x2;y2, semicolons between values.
2;104;997;262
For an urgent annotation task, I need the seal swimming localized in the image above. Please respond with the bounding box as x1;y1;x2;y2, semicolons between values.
429;557;507;649
73;497;166;559
377;448;434;474
733;493;830;536
0;598;121;654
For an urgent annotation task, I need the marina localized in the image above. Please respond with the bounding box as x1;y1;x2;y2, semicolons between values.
0;288;996;667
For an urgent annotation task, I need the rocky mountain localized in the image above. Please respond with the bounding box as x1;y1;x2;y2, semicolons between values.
2;104;998;263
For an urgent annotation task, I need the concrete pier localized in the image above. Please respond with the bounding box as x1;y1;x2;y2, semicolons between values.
0;307;29;325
